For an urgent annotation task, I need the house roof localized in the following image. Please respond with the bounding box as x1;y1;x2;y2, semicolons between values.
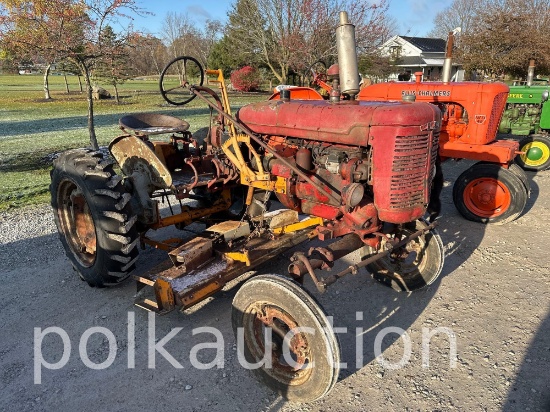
396;56;425;66
400;36;446;53
395;56;461;68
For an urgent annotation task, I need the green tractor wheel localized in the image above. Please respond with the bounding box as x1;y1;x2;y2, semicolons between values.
516;134;550;171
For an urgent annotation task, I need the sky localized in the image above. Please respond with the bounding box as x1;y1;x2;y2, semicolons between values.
128;0;453;39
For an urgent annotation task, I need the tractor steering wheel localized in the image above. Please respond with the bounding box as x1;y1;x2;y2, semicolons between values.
307;60;328;87
159;56;205;106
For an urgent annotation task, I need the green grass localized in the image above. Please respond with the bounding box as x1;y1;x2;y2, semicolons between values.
0;74;267;211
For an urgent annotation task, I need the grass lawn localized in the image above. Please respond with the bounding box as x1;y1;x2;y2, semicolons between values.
0;74;267;211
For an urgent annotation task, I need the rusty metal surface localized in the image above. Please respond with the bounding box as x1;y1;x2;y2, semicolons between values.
154;278;176;313
322;220;439;288
207;220;251;241
119;113;189;135
191;89;342;205
168;237;213;272
287;222;438;291
141;227;316;311
57;180;96;267
248;303;312;383
150;189;232;230
288;233;364;290
109;135;172;188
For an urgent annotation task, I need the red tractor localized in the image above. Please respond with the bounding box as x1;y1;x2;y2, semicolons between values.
278;32;530;224
50;12;444;401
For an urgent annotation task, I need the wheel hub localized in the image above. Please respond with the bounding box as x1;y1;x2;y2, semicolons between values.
249;303;312;384
526;146;543;161
463;177;510;217
58;180;97;267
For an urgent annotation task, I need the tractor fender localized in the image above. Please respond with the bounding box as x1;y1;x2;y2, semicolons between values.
109;135;172;190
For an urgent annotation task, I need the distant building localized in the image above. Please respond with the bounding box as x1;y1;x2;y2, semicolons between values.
379;35;463;81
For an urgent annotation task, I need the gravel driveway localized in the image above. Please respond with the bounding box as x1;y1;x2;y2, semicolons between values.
1;161;549;412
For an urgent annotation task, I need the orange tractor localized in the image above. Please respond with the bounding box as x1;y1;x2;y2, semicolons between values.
276;32;530;224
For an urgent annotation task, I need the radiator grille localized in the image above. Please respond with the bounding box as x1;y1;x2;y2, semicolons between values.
390;133;432;209
486;92;509;140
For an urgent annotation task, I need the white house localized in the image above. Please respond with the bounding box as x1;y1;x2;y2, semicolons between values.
379;35;463;81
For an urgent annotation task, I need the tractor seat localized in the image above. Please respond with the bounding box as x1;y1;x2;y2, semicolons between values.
119;113;190;136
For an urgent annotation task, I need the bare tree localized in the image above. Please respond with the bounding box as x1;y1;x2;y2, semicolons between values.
162;12;200;59
225;0;395;84
126;34;168;76
428;0;485;39
459;0;550;77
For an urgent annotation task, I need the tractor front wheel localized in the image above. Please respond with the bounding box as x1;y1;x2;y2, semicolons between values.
453;163;527;224
515;134;550;171
360;219;445;292
232;274;340;402
50;149;139;287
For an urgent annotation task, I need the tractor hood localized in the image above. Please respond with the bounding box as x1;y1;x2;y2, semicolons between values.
236;99;439;146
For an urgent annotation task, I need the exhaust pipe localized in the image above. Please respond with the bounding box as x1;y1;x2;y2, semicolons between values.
526;58;535;86
442;31;455;83
336;11;360;99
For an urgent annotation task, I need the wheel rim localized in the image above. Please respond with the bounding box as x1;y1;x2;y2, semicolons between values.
463;177;511;218
520;141;550;167
374;229;429;280
244;302;313;386
57;179;97;267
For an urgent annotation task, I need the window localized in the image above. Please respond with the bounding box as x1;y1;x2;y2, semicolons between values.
389;45;402;60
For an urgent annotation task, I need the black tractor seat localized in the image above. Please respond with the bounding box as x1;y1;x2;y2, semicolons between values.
119;113;190;136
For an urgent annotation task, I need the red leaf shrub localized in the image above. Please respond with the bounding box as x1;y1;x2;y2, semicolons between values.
230;66;260;92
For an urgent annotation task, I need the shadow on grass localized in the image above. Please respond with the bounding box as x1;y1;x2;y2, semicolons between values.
0;106;214;138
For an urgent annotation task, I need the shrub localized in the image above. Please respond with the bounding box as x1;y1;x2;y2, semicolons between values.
230;66;260;92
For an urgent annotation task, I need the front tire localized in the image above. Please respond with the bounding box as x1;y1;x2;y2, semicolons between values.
515;134;550;171
50;149;139;287
360;219;444;292
452;163;528;224
232;274;340;402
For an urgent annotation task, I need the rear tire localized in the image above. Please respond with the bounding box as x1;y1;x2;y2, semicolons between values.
515;134;550;171
50;149;139;287
452;163;527;224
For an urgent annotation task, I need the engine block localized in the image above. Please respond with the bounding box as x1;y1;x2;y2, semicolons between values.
237;99;441;240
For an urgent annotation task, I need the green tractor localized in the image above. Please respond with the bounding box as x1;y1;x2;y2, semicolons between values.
498;61;550;171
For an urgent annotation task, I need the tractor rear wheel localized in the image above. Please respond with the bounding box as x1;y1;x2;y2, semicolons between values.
50;149;139;287
360;219;445;292
452;163;527;224
515;134;550;171
232;274;340;402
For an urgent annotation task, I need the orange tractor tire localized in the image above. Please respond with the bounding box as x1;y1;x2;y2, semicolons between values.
452;162;528;224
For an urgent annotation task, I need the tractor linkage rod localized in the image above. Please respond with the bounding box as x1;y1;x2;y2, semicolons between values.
289;221;439;293
190;86;342;205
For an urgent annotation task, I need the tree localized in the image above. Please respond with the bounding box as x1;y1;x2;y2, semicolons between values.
428;0;485;39
0;0;145;149
162;12;200;59
458;0;550;77
0;48;17;74
230;65;261;91
223;0;395;84
94;25;131;103
127;33;168;76
359;53;395;81
161;12;221;70
208;34;250;76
